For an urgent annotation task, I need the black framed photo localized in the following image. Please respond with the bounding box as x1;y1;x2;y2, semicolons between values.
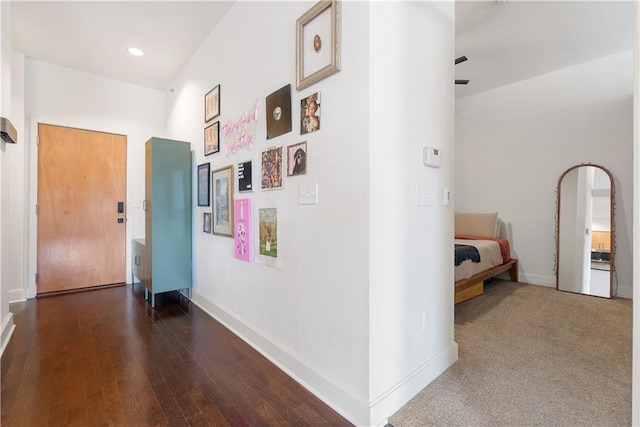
238;160;253;192
205;121;220;156
205;84;220;122
197;163;211;206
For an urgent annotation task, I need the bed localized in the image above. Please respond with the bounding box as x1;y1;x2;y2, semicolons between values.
454;212;518;304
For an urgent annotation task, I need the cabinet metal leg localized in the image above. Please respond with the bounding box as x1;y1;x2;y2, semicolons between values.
144;288;148;300
151;293;155;308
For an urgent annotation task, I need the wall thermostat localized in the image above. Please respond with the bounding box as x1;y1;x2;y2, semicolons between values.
423;146;442;168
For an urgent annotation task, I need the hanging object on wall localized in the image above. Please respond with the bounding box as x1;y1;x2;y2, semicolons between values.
296;0;341;91
223;100;259;155
300;92;320;135
287;141;307;176
204;84;221;122
238;160;253;192
254;200;283;269
266;84;292;139
0;117;18;144
261;146;283;190
234;198;252;262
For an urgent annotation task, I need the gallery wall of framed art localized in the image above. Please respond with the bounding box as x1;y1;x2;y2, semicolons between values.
189;0;345;267
161;2;445;425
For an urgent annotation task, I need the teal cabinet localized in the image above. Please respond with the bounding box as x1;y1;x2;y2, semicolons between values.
142;137;192;307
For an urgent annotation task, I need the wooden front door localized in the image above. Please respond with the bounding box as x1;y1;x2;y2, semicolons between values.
37;124;127;294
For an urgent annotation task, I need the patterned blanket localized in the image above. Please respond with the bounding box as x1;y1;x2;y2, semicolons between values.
455;244;481;267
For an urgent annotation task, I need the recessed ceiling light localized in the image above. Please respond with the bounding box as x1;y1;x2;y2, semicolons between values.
128;47;144;57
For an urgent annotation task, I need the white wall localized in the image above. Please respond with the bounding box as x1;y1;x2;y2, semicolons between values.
165;1;455;425
21;59;165;298
455;51;633;298
631;3;639;424
167;1;371;422
368;1;456;424
0;0;15;355
6;52;26;304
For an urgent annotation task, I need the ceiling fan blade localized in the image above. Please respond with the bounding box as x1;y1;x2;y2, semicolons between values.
455;79;469;85
455;56;468;65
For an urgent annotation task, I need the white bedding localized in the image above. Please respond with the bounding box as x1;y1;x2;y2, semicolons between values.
455;238;504;282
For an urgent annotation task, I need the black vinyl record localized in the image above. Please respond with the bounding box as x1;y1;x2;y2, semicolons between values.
266;84;292;139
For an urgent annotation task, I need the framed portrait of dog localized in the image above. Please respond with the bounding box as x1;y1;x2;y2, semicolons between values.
287;141;307;176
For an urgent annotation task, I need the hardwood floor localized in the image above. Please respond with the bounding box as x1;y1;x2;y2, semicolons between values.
1;285;352;426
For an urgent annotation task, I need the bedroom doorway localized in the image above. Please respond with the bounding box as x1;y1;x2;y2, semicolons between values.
455;2;640;425
36;123;127;294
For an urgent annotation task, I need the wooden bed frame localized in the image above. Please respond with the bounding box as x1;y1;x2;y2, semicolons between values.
455;259;518;304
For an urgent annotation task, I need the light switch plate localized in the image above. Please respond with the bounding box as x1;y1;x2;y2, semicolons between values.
299;183;318;205
416;185;431;207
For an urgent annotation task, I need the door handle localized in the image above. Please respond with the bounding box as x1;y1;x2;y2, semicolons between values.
117;201;124;213
142;200;147;211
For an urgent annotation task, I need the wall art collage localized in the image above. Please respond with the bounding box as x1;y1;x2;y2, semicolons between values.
196;0;341;268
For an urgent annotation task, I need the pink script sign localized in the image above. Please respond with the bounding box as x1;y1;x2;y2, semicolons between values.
234;199;251;262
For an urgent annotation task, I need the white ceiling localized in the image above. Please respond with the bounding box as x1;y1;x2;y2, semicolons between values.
455;1;633;98
11;1;233;90
9;1;634;95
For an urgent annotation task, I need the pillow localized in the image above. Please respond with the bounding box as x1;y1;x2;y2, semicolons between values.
455;212;498;238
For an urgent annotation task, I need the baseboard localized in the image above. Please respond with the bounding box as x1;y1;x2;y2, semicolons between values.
1;312;16;357
9;288;26;303
369;342;459;427
190;291;369;426
516;274;631;299
519;272;555;287
615;283;632;299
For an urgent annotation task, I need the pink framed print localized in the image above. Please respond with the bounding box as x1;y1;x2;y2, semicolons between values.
234;199;251;262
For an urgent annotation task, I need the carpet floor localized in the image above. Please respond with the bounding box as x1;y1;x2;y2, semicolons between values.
389;280;632;427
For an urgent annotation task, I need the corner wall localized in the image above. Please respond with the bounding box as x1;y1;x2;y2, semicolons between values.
368;1;456;424
6;52;26;304
166;1;371;423
455;52;633;298
166;1;456;425
0;0;15;355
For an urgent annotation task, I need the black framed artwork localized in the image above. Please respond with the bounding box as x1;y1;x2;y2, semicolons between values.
238;160;253;192
205;85;220;122
197;163;211;206
204;121;220;156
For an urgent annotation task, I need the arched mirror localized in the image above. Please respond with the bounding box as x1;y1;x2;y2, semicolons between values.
556;164;614;298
